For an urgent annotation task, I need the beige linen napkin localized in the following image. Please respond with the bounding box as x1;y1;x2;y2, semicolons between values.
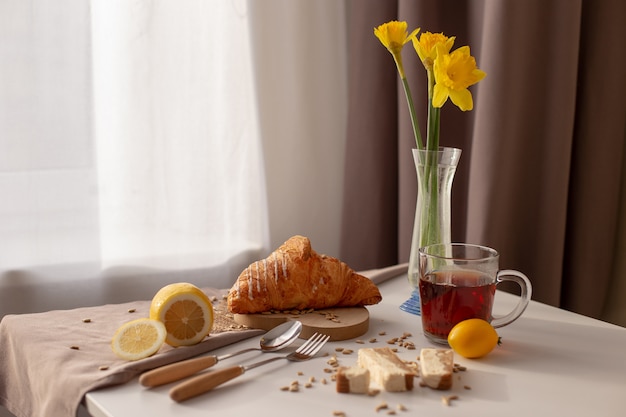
0;288;263;417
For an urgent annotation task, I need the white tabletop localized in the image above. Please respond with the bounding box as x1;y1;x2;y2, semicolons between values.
85;273;626;417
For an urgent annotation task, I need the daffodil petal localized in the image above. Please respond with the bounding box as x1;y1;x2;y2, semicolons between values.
449;88;474;111
432;83;449;108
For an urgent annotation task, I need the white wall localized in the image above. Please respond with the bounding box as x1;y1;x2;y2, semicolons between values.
249;0;348;258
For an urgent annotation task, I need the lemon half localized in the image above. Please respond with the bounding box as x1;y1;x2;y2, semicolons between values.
111;318;167;361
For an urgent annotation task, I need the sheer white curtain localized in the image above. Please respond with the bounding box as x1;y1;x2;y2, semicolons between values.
0;0;268;315
0;0;348;318
90;0;267;269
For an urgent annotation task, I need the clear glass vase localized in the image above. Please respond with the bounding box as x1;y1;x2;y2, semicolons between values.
400;147;462;315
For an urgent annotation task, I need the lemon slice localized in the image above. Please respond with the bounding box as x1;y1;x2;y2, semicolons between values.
149;282;214;347
111;318;166;361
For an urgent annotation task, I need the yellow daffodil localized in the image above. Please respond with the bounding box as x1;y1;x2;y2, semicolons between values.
374;21;420;78
374;21;423;148
432;45;486;111
412;32;455;71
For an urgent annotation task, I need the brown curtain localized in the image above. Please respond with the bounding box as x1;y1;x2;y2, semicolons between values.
340;0;626;324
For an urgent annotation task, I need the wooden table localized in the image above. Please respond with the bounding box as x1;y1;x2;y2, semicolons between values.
85;272;626;417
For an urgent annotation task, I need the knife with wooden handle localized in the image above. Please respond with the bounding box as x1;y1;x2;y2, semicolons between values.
139;347;257;387
139;355;220;387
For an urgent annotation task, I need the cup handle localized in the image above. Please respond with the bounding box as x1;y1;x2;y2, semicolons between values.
490;269;533;328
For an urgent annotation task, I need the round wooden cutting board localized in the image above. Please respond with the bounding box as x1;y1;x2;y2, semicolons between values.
233;307;370;341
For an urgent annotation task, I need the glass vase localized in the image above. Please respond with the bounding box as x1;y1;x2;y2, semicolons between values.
400;147;462;315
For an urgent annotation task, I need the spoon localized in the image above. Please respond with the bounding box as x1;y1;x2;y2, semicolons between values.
139;320;303;387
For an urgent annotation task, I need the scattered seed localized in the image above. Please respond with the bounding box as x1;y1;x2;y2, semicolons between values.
355;339;365;344
464;385;472;390
397;404;407;411
342;349;353;355
375;402;389;412
332;412;346;417
387;411;396;416
378;331;387;336
335;347;344;352
369;338;378;343
321;378;328;385
309;376;316;383
289;385;299;392
304;382;313;388
127;308;136;313
70;345;80;350
280;386;289;391
367;389;380;396
327;355;339;368
441;395;459;406
98;365;109;371
82;318;91;323
297;371;304;376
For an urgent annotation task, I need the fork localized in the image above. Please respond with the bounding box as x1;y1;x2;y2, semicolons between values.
169;332;330;402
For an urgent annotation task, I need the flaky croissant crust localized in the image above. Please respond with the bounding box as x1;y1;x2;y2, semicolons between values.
227;235;382;314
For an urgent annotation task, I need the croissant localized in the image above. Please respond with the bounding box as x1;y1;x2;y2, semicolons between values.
227;235;382;314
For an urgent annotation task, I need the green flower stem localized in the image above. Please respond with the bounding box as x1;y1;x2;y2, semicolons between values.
422;66;442;247
401;77;423;150
425;68;439;152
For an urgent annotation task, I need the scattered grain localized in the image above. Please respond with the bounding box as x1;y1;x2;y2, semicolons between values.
70;345;80;350
127;308;136;313
375;402;389;412
98;366;109;371
441;395;459;406
82;318;91;323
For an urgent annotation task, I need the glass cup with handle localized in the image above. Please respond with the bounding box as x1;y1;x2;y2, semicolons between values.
418;243;532;345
